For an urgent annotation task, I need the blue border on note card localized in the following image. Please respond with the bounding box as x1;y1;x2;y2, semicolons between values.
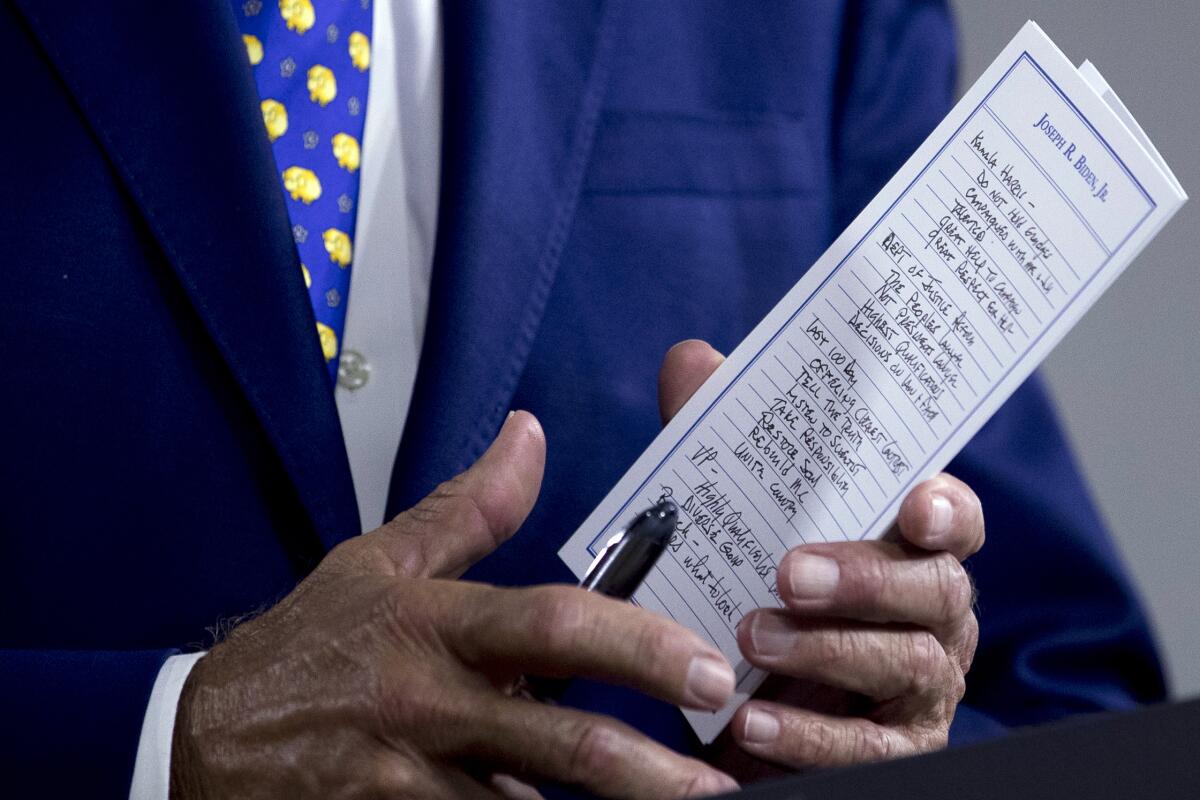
588;50;1158;556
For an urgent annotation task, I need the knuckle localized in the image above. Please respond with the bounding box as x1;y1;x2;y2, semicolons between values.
854;724;920;764
930;552;972;621
814;627;858;672
903;631;945;696
376;581;443;652
376;673;470;748
678;773;715;799
798;718;841;765
405;478;492;541
384;481;496;577
392;531;437;578
525;586;588;653
671;769;708;799
677;767;732;798
431;479;493;541
565;719;621;781
857;725;895;762
784;716;901;768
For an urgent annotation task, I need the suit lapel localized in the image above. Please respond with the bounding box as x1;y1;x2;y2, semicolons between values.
385;0;622;516
13;0;360;551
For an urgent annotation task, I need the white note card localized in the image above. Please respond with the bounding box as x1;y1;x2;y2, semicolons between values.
559;21;1186;743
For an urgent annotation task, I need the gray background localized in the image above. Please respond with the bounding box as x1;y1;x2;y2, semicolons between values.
952;2;1200;697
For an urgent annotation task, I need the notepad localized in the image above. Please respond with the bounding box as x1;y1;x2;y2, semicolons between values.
559;21;1186;743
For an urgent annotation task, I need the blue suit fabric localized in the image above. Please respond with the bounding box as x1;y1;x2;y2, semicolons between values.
0;1;1164;796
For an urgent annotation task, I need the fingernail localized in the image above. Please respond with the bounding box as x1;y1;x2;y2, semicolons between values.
506;410;516;420
742;708;780;744
747;613;798;657
685;655;735;710
787;553;840;599
929;492;954;539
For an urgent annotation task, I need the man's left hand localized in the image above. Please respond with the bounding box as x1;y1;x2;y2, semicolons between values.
659;340;983;772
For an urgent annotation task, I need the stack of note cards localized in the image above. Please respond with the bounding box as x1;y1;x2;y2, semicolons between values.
559;21;1187;743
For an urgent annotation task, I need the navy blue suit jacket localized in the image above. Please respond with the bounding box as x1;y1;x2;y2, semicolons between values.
0;0;1164;795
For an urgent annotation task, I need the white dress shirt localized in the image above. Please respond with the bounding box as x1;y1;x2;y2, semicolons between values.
128;0;442;795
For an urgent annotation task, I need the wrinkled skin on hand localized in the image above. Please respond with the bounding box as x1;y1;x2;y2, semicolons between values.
170;338;981;797
170;411;740;800
658;341;982;778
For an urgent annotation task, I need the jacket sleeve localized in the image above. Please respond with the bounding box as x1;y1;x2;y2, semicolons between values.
0;648;173;796
830;0;1166;742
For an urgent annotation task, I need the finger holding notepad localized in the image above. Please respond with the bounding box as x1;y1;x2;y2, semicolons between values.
658;340;982;772
729;474;982;768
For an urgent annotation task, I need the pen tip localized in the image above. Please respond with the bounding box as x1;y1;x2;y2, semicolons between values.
653;499;678;521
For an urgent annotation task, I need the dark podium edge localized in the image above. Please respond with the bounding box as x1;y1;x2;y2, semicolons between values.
713;698;1200;799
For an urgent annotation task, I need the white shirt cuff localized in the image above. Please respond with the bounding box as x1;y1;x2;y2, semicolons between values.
128;652;206;800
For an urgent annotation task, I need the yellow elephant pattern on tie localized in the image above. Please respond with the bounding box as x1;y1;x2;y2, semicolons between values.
322;228;352;266
282;166;322;204
243;34;264;65
306;64;337;106
315;321;338;362
348;31;370;72
331;133;360;172
279;0;315;35
260;99;288;141
236;0;371;374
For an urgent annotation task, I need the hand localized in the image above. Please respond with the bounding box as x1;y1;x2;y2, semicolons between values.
658;341;983;774
170;412;739;799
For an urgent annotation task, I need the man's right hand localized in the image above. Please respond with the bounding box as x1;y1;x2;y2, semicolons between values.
169;411;738;799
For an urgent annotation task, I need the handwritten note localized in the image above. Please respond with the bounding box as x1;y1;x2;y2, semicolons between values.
560;21;1185;743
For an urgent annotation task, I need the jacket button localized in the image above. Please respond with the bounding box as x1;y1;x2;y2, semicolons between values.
337;348;371;391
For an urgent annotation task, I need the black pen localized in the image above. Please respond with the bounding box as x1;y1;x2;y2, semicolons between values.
579;498;678;598
516;499;678;701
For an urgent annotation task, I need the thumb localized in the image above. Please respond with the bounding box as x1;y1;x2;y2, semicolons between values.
366;411;546;579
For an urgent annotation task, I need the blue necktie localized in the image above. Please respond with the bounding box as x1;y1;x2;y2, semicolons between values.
234;0;372;381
